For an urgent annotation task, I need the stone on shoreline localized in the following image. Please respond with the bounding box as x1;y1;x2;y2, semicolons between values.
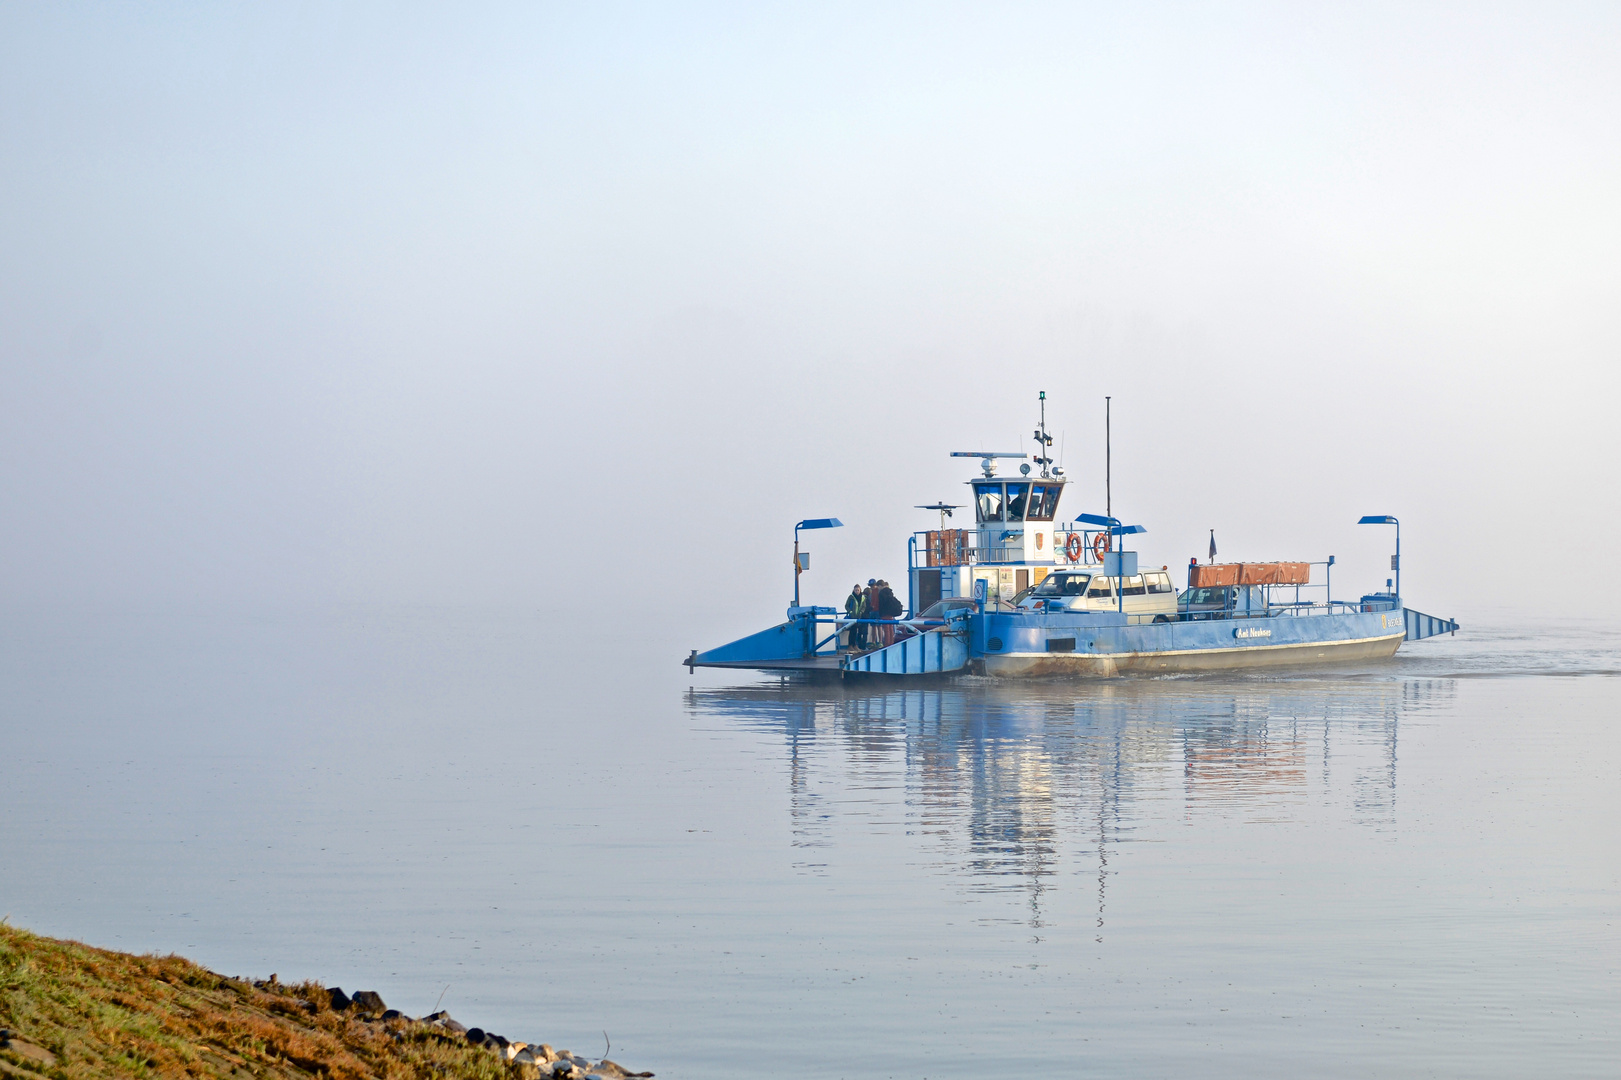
422;1010;468;1034
350;990;387;1014
318;995;655;1077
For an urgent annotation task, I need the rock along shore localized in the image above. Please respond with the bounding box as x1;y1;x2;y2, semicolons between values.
0;923;652;1080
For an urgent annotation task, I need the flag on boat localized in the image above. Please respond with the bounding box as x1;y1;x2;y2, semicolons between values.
1209;529;1217;563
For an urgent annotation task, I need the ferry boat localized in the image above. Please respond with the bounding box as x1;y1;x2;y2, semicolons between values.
686;396;1458;679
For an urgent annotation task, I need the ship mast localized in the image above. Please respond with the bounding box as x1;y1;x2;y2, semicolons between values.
1033;390;1055;479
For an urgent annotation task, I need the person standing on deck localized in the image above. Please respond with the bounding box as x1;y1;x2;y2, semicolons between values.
845;585;867;650
877;580;904;646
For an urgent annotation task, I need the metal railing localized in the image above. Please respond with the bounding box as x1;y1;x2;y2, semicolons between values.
803;598;1396;652
807;614;969;655
1175;599;1394;622
909;528;1114;570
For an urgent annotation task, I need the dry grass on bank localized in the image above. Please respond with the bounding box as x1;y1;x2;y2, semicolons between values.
0;923;513;1080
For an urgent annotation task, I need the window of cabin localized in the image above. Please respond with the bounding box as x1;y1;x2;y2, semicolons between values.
1005;482;1030;521
1026;484;1060;521
974;483;1004;522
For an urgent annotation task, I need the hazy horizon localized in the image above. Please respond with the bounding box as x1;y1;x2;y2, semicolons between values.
4;3;1617;623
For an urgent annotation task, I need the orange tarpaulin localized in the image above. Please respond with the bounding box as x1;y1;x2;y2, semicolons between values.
1189;564;1237;587
1189;562;1311;587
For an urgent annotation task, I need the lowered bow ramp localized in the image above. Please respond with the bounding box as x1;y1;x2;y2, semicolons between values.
843;628;968;676
687;610;845;672
1404;608;1459;641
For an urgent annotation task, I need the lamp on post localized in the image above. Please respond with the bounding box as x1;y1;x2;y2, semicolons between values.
793;518;843;607
1357;515;1400;600
1074;513;1146;616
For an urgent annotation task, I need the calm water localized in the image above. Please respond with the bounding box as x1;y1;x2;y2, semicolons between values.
2;608;1617;1078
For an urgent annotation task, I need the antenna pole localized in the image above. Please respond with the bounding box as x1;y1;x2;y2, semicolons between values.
1038;390;1049;478
1106;395;1120;616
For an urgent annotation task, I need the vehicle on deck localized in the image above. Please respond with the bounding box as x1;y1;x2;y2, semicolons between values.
916;597;990;619
1022;569;1177;619
1178;584;1270;620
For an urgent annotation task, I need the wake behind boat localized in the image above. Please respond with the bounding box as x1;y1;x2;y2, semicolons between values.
687;395;1457;679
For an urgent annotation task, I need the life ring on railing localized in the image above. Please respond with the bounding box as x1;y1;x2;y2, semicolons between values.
1092;531;1111;559
1064;533;1084;562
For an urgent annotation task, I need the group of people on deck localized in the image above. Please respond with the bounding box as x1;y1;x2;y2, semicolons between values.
845;578;904;650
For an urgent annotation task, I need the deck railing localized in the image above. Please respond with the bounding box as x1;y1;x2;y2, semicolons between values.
810;598;1396;653
910;528;1113;570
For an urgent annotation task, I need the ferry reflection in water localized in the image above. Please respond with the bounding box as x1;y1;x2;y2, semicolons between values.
686;677;1453;933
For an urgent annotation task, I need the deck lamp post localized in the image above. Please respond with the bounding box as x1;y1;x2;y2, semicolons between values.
1075;513;1146;616
793;518;843;607
1357;515;1400;600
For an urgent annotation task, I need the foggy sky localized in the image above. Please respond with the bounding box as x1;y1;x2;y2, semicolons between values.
3;3;1617;628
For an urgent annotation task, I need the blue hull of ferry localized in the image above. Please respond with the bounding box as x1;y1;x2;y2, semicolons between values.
966;607;1407;677
695;605;1431;678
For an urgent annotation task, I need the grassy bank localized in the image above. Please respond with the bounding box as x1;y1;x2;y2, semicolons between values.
0;923;603;1080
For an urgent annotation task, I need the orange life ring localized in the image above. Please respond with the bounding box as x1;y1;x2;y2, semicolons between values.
1064;533;1084;562
1092;531;1111;559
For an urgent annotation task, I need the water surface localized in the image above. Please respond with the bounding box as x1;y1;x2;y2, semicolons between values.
2;609;1616;1077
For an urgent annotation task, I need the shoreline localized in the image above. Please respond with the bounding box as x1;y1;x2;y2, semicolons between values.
0;923;651;1080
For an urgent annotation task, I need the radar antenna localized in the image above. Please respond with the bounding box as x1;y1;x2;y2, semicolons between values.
916;502;963;531
949;451;1025;478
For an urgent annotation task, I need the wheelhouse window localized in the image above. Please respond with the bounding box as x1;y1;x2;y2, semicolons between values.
1026;483;1062;521
1004;482;1030;521
974;483;1004;522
